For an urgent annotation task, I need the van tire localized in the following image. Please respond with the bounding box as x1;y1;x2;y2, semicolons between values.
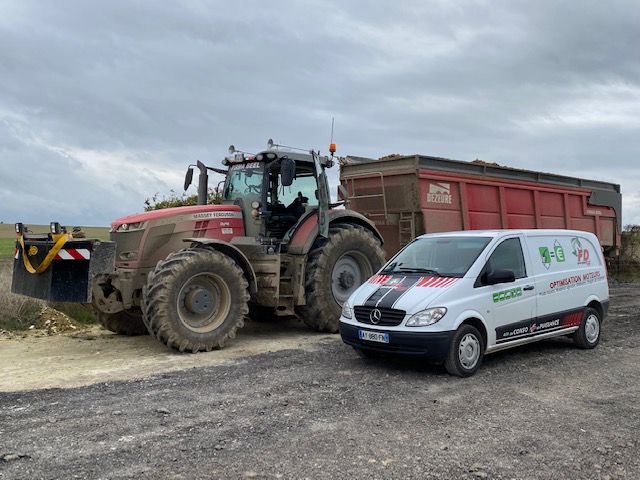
444;324;484;377
573;307;601;349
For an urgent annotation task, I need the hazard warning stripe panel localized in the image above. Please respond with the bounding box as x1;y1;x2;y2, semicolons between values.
54;249;91;260
14;247;91;261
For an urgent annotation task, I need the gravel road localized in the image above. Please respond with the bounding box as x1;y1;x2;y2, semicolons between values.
1;282;639;480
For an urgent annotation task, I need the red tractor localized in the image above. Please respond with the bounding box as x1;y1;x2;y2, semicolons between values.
13;141;386;352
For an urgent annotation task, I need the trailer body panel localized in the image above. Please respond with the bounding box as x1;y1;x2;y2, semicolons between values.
340;154;621;259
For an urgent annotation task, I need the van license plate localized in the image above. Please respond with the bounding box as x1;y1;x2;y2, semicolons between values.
358;330;389;343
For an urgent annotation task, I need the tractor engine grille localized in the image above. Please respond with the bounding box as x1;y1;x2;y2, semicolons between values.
354;306;406;326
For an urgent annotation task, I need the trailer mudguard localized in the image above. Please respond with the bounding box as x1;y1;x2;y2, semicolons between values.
12;237;116;303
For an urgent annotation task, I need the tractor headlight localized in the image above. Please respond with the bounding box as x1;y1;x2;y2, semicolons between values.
405;307;447;327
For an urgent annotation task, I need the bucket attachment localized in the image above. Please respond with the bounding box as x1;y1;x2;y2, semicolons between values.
12;232;116;303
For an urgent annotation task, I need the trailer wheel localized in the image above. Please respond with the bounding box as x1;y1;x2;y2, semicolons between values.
92;308;149;336
142;248;249;353
297;223;385;332
573;307;601;349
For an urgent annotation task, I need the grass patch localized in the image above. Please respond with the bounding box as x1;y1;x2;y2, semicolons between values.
0;238;16;257
0;258;45;330
49;302;95;325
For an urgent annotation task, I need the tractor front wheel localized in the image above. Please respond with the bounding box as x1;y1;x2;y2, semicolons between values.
296;223;386;332
142;248;250;352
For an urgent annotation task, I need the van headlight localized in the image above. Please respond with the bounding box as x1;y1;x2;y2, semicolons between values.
405;307;447;327
341;302;353;319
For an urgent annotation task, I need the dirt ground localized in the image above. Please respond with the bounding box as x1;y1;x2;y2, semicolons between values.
1;282;639;479
0;317;334;392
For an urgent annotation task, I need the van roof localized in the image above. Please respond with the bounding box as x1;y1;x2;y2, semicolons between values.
417;229;599;239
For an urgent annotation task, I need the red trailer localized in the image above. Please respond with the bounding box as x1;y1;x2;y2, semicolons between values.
339;154;621;260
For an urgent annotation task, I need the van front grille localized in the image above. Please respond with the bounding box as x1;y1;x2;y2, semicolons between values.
354;306;406;326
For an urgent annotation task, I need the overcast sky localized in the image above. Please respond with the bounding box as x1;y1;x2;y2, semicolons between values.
1;0;639;229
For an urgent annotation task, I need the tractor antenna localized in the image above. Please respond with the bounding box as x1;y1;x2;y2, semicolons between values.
329;117;336;157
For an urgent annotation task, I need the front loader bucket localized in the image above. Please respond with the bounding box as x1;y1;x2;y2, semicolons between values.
12;237;116;303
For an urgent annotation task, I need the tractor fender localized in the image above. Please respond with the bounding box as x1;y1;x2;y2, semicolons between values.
287;210;384;256
183;238;258;294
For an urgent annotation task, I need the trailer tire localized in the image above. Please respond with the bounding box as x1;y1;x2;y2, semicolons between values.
93;308;149;336
142;248;249;353
296;223;385;332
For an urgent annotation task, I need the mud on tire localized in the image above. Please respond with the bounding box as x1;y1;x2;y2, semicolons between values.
296;223;386;332
142;247;250;353
92;308;149;336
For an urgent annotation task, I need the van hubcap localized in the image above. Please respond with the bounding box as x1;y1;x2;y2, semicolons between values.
585;314;600;343
458;334;480;369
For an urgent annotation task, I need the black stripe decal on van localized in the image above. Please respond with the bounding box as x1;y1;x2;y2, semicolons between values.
496;308;584;344
363;276;422;309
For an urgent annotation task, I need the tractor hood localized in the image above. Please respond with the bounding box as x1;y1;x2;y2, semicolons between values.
111;204;243;231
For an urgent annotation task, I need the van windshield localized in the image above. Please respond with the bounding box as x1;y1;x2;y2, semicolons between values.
381;237;491;278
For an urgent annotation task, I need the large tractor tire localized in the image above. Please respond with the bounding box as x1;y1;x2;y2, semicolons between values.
142;247;250;353
296;223;386;332
92;307;149;336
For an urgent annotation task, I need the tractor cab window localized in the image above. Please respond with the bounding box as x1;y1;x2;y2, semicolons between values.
265;164;318;238
223;163;264;204
278;171;318;209
267;166;318;215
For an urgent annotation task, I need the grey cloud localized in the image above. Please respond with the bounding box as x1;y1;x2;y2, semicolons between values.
1;0;639;225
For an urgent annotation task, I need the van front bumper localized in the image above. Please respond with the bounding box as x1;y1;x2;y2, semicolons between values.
339;323;453;359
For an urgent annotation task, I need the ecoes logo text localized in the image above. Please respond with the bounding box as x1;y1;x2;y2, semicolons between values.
493;287;522;303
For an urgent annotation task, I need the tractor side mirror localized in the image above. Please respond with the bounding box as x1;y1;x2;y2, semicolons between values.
281;158;295;186
184;167;194;191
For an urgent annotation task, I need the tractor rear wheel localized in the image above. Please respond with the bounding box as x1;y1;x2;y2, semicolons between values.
142;248;250;353
296;223;385;332
92;307;149;336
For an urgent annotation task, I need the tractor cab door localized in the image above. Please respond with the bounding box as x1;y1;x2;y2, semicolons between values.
265;160;319;240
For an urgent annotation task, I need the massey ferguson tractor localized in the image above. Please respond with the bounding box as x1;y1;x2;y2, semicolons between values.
12;140;386;352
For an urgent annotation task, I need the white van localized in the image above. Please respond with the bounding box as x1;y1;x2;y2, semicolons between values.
339;229;609;377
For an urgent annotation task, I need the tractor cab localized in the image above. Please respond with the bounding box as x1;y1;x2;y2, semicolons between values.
219;141;333;241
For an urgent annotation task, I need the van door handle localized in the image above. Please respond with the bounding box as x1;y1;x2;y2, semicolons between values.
523;285;535;291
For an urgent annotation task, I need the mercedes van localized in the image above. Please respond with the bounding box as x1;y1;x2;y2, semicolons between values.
339;229;609;377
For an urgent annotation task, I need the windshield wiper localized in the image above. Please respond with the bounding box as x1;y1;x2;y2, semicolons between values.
383;267;441;276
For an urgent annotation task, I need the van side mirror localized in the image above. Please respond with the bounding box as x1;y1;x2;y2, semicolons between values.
281;158;295;186
184;167;194;191
486;269;516;285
